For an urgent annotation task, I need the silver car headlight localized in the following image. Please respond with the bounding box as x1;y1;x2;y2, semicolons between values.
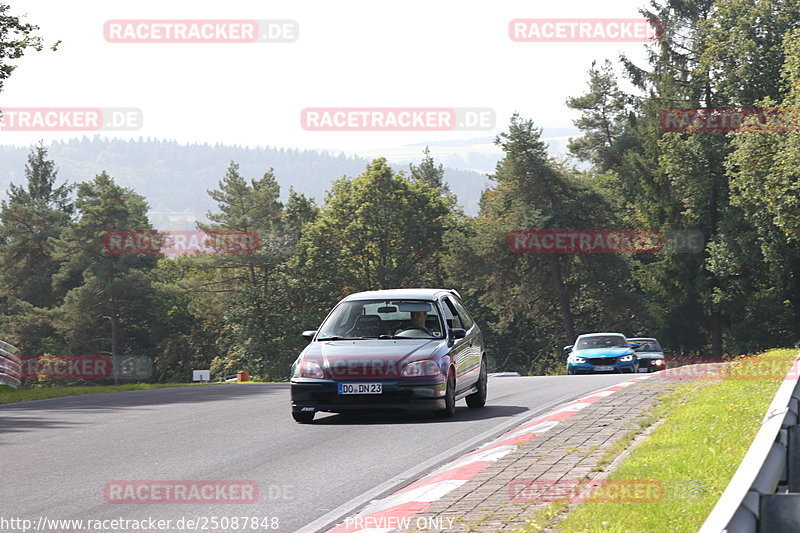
619;355;634;362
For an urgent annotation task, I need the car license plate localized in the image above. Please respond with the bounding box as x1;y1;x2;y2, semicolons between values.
594;365;614;371
338;383;382;395
638;368;649;373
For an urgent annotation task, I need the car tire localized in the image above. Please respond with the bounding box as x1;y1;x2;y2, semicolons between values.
292;410;315;423
439;372;456;418
466;359;487;408
568;368;576;375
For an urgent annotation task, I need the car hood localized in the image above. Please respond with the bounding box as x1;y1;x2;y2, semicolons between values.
303;339;444;379
635;351;664;358
572;347;633;358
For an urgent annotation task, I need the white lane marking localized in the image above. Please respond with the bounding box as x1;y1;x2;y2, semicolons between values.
357;479;469;516
585;390;617;397
430;444;516;475
551;401;593;413
498;420;560;441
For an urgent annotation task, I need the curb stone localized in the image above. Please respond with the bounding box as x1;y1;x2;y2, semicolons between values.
405;376;677;532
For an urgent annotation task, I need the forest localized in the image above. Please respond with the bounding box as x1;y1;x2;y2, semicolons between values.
1;0;800;381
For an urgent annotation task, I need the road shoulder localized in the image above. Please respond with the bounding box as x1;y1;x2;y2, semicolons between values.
403;376;676;532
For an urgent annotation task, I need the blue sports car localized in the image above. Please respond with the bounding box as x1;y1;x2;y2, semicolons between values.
565;333;640;375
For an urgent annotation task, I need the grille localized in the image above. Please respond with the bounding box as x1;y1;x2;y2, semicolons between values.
588;357;617;365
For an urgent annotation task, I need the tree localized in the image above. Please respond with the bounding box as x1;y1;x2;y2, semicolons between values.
714;27;800;348
167;163;322;380
51;172;160;381
409;146;449;191
567;60;634;171
0;144;73;357
444;114;645;373
0;3;58;95
0;143;73;307
298;158;455;292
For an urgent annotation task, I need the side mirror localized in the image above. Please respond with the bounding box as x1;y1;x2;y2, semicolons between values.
301;330;317;341
450;328;467;340
563;345;573;352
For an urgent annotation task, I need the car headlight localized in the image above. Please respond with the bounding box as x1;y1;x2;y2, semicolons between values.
295;360;324;379
570;356;586;364
652;359;664;366
402;360;441;377
619;355;634;362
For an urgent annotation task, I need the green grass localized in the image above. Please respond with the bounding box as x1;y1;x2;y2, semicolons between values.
0;381;257;404
517;348;798;533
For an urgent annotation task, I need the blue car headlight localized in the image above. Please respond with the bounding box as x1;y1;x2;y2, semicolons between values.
619;355;634;362
570;356;586;364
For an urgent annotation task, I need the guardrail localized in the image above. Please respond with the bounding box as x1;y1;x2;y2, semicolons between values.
0;339;21;388
700;351;800;533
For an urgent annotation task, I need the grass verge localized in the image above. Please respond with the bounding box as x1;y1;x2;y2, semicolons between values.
545;348;798;533
0;381;256;404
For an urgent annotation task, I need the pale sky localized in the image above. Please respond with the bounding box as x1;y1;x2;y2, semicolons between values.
2;0;654;154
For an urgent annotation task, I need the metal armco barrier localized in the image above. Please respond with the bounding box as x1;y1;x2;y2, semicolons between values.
700;351;800;533
0;339;21;388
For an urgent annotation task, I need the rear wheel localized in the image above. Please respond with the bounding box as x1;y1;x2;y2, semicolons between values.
292;410;315;423
439;372;456;418
466;359;487;408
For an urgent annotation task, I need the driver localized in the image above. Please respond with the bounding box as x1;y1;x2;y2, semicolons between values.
396;310;433;335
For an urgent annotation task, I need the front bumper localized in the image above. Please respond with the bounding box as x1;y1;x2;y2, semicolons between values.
567;360;637;374
637;357;665;372
291;377;447;413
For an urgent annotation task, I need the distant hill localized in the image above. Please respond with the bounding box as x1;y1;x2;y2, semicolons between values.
0;138;493;228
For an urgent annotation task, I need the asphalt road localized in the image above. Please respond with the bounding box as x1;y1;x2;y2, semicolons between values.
1;375;635;533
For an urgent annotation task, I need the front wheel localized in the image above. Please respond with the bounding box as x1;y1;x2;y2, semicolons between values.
292;410;315;423
438;373;456;418
466;359;487;408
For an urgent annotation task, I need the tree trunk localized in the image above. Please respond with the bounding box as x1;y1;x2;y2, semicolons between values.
710;309;723;358
550;256;576;342
110;297;120;386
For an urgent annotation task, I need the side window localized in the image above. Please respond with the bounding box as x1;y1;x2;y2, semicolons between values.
451;298;474;329
441;298;464;329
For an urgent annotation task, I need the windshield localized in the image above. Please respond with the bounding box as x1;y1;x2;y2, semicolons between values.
316;299;444;340
633;341;662;352
576;335;628;349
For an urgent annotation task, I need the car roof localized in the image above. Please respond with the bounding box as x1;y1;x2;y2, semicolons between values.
577;332;626;338
341;288;460;301
627;337;658;342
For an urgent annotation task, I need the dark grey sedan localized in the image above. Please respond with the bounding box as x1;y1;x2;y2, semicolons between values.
627;337;666;372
